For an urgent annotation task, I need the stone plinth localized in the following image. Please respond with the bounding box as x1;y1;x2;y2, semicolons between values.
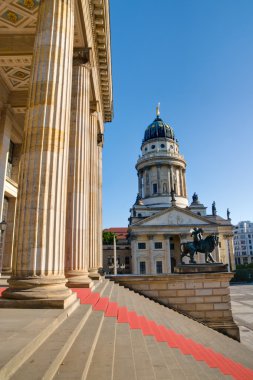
108;273;239;341
175;263;228;274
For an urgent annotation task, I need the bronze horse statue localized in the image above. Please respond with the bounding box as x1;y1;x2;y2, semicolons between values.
180;235;219;264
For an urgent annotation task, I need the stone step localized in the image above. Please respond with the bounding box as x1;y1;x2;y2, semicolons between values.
53;309;106;379
117;285;253;372
8;280;109;380
0;298;79;380
120;289;228;379
111;323;137;380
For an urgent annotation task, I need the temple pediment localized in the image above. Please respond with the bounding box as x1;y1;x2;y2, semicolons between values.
134;207;213;226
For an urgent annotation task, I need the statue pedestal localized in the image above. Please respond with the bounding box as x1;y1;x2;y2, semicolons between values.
174;263;228;274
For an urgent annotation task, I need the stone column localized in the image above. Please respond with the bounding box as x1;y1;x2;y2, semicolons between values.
182;169;187;197
148;235;153;274
179;168;184;196
157;166;161;194
88;111;99;279
131;236;137;274
65;51;93;288
96;132;103;270
2;0;74;306
164;234;171;273
138;172;142;198
224;234;234;272
167;167;171;194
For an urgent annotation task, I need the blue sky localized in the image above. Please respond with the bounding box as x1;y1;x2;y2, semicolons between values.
103;0;253;228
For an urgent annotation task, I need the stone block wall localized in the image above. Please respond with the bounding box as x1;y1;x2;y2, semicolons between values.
110;273;239;341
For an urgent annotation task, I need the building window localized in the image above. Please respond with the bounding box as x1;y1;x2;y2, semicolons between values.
170;243;175;250
153;183;157;194
160;144;165;148
151;145;155;149
138;242;146;249
125;256;130;265
140;261;146;274
154;242;162;249
6;140;15;178
156;261;163;274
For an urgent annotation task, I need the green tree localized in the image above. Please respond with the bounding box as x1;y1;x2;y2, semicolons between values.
103;231;117;244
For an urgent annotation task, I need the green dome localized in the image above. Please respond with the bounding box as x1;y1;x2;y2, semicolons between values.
143;116;175;142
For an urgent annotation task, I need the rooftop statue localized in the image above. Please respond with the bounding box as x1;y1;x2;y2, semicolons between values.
180;228;219;264
212;201;217;216
192;192;199;203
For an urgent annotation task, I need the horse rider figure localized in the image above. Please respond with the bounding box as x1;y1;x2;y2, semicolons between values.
191;227;203;251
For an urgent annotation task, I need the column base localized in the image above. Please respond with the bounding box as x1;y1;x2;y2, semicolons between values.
0;292;77;309
88;268;101;280
66;271;94;288
1;275;74;309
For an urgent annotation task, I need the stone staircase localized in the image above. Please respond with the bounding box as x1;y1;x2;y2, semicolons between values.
1;279;253;380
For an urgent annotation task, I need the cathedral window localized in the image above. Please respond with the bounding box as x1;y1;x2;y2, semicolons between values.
154;242;162;249
156;261;163;274
138;242;146;249
153;183;157;194
140;261;146;274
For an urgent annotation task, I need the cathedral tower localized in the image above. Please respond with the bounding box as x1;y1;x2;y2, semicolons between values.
135;106;188;211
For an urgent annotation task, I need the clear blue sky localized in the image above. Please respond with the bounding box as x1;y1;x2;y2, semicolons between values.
103;0;253;228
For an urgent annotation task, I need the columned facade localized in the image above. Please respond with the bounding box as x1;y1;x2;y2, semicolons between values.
3;0;75;303
0;0;113;307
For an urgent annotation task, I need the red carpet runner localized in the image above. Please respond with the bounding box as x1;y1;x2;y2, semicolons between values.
71;287;253;380
1;286;252;379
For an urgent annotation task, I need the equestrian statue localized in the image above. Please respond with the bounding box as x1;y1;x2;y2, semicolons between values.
180;227;219;264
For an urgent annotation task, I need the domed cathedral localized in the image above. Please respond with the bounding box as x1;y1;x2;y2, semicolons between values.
136;104;187;209
129;105;235;275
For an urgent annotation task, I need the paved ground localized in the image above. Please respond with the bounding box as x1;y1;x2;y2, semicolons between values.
230;282;253;352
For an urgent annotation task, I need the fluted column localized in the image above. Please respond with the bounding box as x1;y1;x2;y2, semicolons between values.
157;166;161;194
65;52;93;288
3;0;74;305
138;172;142;198
164;234;171;273
88;112;99;278
183;169;187;197
96;132;103;270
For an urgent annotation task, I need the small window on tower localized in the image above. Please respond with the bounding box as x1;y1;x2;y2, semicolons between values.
145;147;147;151
151;145;156;149
153;183;157;194
160;144;165;148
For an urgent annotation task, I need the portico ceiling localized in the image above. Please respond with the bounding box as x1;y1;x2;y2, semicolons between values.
0;0;113;121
